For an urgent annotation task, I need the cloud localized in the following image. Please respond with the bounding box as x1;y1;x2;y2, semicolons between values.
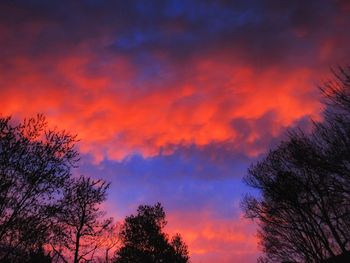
1;1;350;262
0;52;322;161
1;2;346;159
166;211;259;263
77;152;259;262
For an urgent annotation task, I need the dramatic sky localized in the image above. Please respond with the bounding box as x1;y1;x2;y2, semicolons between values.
1;0;350;262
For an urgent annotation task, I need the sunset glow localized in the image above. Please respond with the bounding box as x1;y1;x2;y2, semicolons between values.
1;1;350;262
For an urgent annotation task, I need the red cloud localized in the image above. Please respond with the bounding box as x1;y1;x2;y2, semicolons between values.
0;49;324;161
165;211;259;263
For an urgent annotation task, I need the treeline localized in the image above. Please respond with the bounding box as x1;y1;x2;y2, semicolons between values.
0;115;189;263
243;67;350;263
4;68;350;263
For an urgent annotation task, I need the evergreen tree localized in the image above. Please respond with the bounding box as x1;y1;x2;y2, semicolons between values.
114;203;189;263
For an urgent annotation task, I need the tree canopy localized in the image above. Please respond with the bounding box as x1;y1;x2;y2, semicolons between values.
113;203;189;263
0;115;79;262
0;115;190;262
242;67;350;262
0;115;115;262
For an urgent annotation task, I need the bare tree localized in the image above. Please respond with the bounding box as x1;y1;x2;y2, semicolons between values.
52;176;112;263
242;67;350;262
0;115;79;262
94;223;121;263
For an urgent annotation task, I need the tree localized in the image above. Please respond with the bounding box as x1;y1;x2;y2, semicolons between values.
242;67;350;263
113;203;189;263
170;234;190;263
0;115;79;262
26;247;52;263
96;223;121;263
51;176;112;263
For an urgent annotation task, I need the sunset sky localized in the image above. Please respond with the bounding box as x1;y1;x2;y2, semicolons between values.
1;1;350;262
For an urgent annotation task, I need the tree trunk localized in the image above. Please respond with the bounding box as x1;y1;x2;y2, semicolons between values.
73;232;81;263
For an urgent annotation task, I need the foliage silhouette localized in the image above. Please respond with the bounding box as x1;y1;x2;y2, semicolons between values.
0;115;79;262
113;203;189;263
242;66;350;262
0;115;114;262
26;247;52;263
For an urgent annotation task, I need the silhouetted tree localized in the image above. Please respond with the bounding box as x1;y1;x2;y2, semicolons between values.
0;115;79;262
97;223;121;263
242;67;350;263
113;203;189;263
170;234;190;262
26;247;52;263
51;176;112;263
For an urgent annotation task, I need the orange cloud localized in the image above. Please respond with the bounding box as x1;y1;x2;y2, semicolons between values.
165;211;259;263
1;49;324;161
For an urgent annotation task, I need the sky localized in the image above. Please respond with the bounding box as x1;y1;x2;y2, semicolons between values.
1;0;350;262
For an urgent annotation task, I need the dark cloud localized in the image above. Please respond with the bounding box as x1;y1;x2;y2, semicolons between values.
1;0;348;67
2;1;349;261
